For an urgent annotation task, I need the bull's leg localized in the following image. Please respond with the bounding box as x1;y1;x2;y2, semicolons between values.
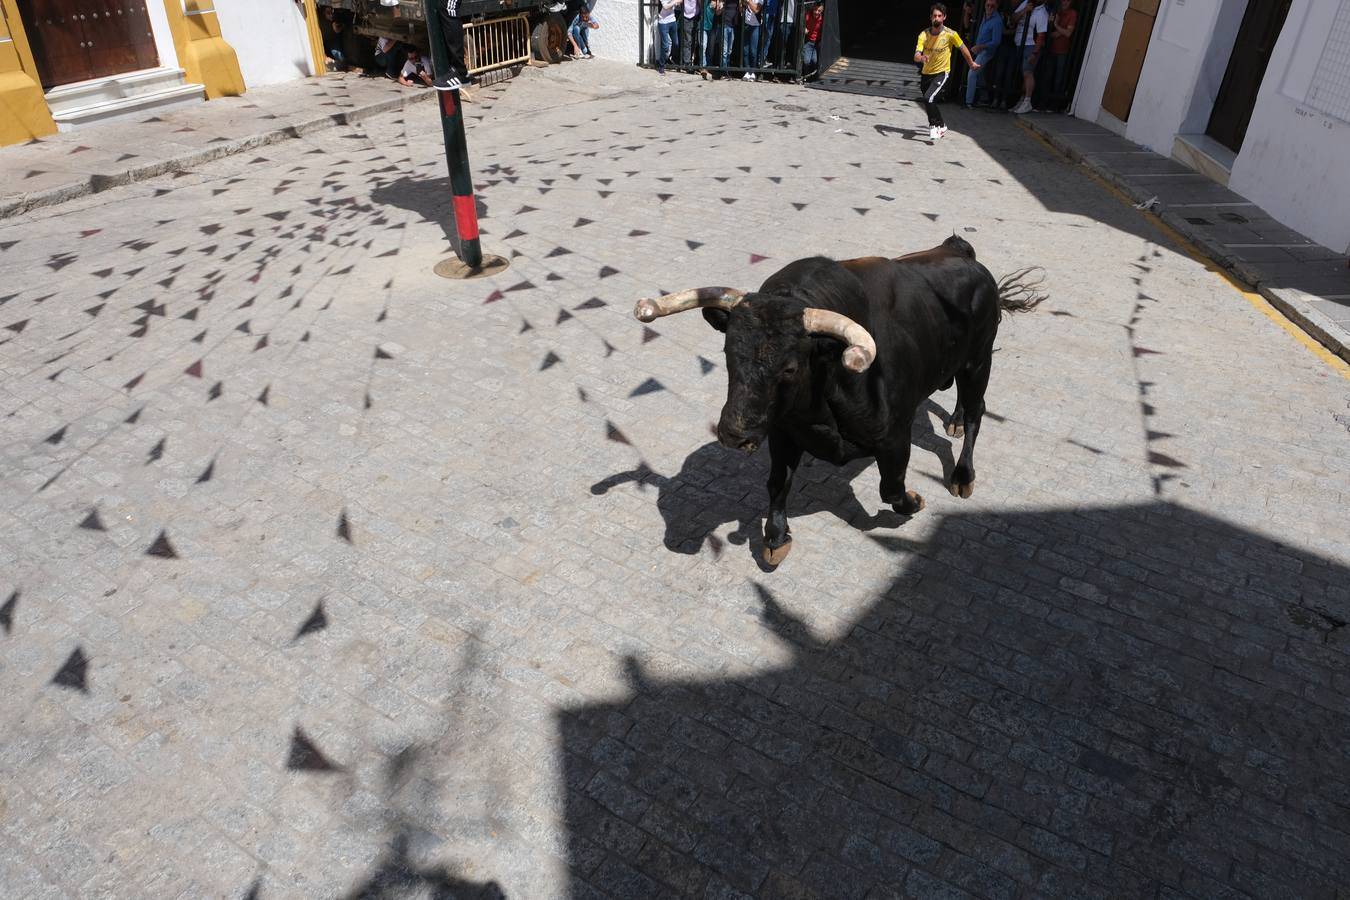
948;360;992;499
763;431;803;566
945;400;965;438
878;430;925;516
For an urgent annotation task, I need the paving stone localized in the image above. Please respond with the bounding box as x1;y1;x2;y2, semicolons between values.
1;59;1348;900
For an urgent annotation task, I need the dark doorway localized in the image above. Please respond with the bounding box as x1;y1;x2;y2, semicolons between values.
840;0;932;62
1206;0;1292;153
16;0;160;89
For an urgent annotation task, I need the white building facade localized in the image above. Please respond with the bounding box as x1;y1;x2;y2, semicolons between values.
1072;0;1350;254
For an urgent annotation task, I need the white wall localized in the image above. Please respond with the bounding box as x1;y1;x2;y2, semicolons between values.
586;0;642;63
147;2;182;70
1229;0;1350;253
216;0;319;87
1072;0;1350;254
1120;0;1228;152
1069;0;1123;123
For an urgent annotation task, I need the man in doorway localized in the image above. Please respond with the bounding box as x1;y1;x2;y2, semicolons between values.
1009;0;1049;113
914;2;981;142
1048;0;1078;110
964;0;1002;107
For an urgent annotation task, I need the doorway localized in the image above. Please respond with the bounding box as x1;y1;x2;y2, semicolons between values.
1206;0;1292;153
16;0;160;89
840;0;933;62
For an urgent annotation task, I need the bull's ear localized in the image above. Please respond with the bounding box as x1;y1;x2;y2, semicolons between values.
702;308;731;332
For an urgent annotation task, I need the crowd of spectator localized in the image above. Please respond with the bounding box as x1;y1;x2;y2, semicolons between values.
951;0;1079;113
650;0;825;80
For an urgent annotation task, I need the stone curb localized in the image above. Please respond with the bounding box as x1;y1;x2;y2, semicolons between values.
0;90;434;222
1019;117;1350;367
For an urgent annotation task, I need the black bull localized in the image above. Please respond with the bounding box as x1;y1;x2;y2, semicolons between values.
633;236;1045;565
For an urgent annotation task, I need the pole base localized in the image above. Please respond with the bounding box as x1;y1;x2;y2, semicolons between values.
433;254;510;280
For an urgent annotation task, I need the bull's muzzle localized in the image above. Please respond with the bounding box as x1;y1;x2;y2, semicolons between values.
716;418;762;454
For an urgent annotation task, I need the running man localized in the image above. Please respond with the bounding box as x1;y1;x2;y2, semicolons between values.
914;2;981;142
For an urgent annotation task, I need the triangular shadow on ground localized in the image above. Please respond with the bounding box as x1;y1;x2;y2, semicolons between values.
558;500;1349;898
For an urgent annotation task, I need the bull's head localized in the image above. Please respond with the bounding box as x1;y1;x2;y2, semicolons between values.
634;287;876;453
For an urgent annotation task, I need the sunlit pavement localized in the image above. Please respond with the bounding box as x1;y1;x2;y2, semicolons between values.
2;62;1348;899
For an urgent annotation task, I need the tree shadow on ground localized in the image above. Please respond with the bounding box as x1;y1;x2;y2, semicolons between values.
558;501;1350;898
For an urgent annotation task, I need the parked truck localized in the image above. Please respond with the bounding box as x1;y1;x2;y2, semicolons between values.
316;0;587;76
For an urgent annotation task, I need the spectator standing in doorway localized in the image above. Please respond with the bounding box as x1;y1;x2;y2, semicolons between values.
680;0;700;68
964;0;1002;107
802;2;824;76
1048;0;1077;111
741;0;763;80
1009;0;1048;113
914;2;981;141
757;0;779;69
718;0;738;69
698;0;716;72
656;0;679;74
776;0;796;73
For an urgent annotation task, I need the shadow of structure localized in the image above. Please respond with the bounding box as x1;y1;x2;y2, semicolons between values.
559;501;1349;898
371;175;490;253
591;401;956;561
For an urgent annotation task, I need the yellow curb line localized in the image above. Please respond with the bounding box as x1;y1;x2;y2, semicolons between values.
1017;122;1350;381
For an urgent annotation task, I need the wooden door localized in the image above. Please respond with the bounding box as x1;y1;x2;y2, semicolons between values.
16;0;159;89
1206;0;1292;153
1100;0;1159;122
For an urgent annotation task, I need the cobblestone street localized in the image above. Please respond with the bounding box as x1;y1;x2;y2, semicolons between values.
2;63;1348;899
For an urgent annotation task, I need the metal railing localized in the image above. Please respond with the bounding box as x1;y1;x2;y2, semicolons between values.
464;12;530;75
639;0;811;81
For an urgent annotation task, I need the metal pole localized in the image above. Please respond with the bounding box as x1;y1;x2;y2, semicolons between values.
422;0;482;270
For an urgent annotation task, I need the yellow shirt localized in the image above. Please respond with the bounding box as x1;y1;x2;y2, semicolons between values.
916;26;964;75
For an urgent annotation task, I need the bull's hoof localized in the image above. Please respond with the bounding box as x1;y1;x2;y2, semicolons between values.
762;539;793;566
947;478;976;499
893;491;925;516
945;421;965;439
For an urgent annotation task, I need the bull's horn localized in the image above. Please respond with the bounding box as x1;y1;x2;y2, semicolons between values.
634;287;746;322
803;308;876;373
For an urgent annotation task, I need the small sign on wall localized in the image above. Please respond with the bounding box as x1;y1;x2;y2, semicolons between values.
1304;0;1350;124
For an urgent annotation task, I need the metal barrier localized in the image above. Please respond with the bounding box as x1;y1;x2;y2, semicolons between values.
464;12;531;76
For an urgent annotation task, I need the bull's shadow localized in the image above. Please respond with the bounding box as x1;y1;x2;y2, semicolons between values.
590;400;957;560
558;502;1350;898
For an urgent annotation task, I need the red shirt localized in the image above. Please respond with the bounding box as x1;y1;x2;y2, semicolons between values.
1050;8;1077;55
805;6;823;42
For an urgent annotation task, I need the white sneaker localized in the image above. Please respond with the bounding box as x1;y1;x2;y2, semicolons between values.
937;126;948;139
929;125;939;141
1012;98;1032;114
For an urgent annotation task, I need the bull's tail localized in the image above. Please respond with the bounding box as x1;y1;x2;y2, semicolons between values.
996;267;1048;318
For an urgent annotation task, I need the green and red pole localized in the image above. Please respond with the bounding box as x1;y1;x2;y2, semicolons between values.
422;0;482;269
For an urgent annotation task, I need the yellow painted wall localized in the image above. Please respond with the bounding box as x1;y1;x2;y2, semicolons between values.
163;0;246;99
0;0;57;146
302;0;328;77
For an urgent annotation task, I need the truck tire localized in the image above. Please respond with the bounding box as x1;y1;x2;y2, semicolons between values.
531;17;564;64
